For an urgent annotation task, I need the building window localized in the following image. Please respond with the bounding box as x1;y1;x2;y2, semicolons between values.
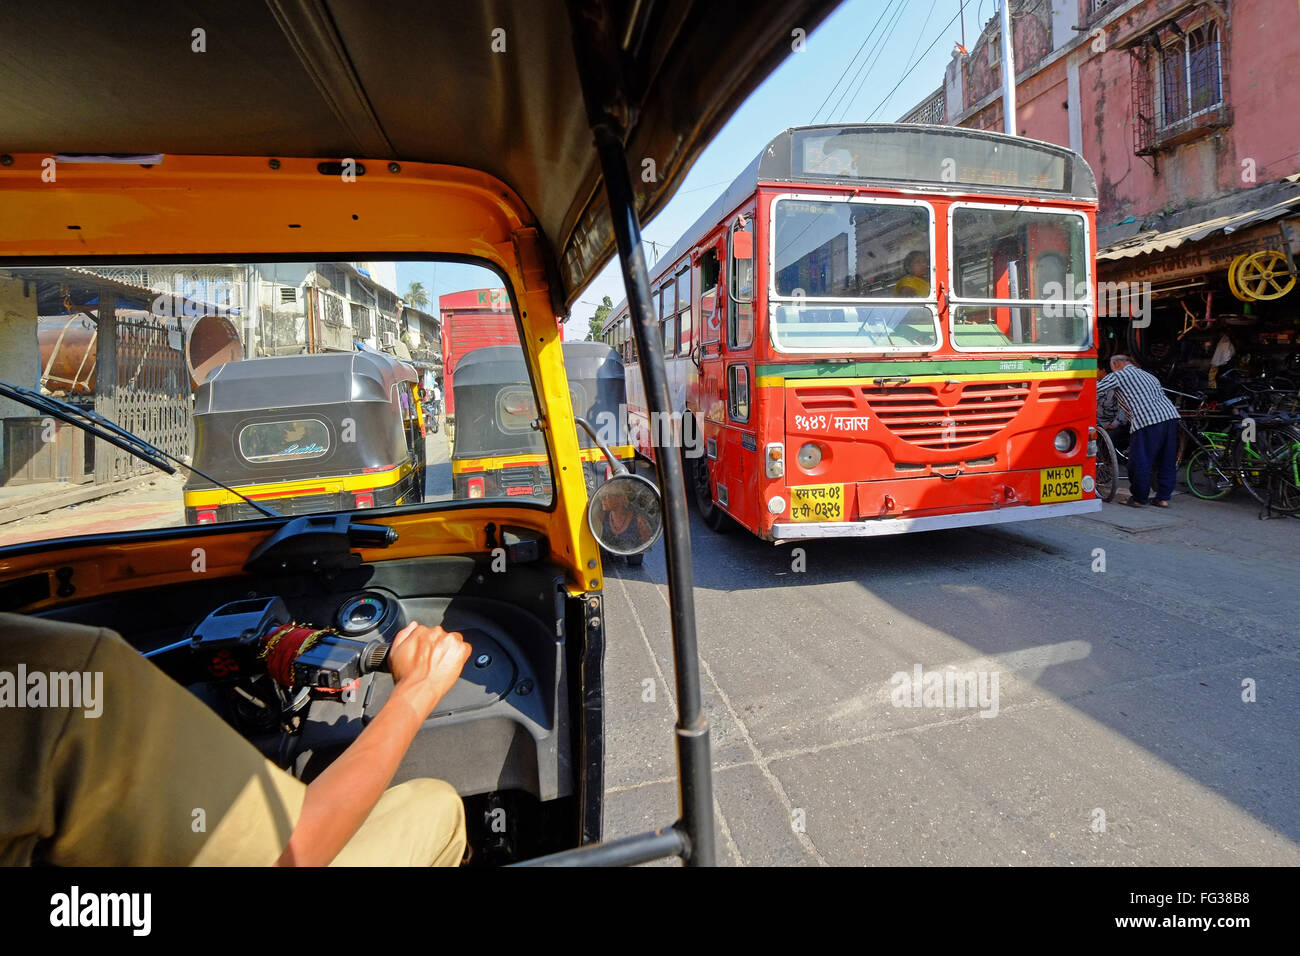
321;292;345;328
1159;21;1222;129
350;303;372;339
1088;0;1119;17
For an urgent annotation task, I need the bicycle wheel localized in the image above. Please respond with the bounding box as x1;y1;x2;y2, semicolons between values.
1094;427;1119;502
1234;425;1300;514
1184;445;1233;499
1263;427;1300;514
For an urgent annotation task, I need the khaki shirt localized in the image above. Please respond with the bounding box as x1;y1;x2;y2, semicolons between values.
1;612;304;865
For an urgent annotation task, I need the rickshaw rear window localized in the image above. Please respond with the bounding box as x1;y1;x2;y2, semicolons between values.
498;385;587;433
239;420;330;462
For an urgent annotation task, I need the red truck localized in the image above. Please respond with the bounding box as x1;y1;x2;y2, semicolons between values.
439;288;518;440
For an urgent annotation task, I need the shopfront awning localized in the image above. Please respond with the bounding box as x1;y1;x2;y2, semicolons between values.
1099;189;1300;262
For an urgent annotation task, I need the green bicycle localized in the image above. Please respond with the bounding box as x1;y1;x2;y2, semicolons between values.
1184;419;1300;514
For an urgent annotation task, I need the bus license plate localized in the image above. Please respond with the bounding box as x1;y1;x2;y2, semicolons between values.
789;484;844;521
1039;466;1082;503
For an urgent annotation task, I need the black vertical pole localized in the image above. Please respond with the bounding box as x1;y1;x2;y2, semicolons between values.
567;0;714;866
590;126;715;867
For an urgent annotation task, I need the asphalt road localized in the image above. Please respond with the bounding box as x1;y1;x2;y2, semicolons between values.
600;480;1300;865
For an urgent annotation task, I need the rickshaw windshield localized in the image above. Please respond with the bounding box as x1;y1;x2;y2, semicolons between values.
0;258;552;544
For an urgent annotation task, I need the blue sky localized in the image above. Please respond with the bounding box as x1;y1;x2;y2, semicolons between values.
400;0;984;336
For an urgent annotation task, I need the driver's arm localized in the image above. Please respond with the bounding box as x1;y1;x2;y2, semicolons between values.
276;622;470;866
0;613;469;867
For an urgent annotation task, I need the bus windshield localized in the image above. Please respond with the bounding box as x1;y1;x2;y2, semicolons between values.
770;197;939;352
949;204;1091;350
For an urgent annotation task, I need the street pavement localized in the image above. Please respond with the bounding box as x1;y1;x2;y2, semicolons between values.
0;474;187;546
600;480;1300;865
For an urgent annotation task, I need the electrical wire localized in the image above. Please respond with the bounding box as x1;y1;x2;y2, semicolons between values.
809;0;901;125
865;7;965;121
842;0;937;121
902;0;941;70
827;0;907;124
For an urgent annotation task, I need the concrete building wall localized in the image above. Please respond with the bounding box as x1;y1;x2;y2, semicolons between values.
917;0;1300;237
1074;0;1300;228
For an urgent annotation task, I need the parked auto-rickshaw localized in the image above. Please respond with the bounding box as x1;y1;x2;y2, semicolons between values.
450;341;634;503
0;0;838;870
183;351;427;524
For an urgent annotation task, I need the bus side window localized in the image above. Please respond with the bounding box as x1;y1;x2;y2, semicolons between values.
660;282;676;356
727;364;749;422
698;246;721;344
728;218;754;349
676;267;691;355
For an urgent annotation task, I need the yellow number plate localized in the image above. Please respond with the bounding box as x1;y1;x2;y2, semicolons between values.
1039;466;1082;503
789;484;845;522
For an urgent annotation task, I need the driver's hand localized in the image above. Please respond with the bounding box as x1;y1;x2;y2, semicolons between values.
387;621;472;718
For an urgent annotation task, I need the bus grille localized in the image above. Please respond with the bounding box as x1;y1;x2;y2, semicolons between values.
1037;378;1085;401
792;386;857;412
860;381;1029;450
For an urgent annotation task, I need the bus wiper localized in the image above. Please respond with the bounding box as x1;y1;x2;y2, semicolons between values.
0;382;281;519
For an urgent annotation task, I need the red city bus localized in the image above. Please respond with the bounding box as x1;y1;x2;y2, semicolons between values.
603;124;1102;542
439;287;517;438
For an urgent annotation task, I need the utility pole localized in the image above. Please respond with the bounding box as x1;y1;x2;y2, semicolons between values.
1000;0;1017;135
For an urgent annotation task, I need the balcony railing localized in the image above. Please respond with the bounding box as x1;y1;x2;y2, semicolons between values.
899;87;946;126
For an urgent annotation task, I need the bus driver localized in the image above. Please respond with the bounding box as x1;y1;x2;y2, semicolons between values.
894;251;930;298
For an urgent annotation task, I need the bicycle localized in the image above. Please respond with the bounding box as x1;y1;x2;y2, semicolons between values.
1183;409;1300;515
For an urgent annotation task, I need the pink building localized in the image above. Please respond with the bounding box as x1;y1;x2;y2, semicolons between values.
902;0;1300;389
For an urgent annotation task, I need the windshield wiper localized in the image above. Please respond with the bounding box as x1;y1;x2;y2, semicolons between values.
0;382;280;519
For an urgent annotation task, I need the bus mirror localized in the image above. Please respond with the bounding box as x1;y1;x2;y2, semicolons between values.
587;473;664;557
732;230;753;260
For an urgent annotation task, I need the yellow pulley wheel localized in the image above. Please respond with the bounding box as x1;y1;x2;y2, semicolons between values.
1236;250;1297;301
1227;251;1252;301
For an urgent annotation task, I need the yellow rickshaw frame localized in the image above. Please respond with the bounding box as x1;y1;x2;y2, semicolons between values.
0;154;603;599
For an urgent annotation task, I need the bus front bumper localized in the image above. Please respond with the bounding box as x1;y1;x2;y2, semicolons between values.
770;498;1101;542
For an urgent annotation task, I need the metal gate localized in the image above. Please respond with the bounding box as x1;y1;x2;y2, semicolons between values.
105;317;191;480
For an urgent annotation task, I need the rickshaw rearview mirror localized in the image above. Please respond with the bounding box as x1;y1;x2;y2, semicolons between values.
587;473;664;556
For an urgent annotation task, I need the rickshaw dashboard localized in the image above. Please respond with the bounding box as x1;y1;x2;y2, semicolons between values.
33;554;577;806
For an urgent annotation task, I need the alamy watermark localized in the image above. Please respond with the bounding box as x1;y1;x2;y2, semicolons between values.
1042;273;1152;328
591;404;705;458
0;665;103;718
890;663;1000;718
50;886;150;935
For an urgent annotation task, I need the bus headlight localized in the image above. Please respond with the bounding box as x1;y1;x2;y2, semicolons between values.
765;443;784;478
1053;429;1077;453
797;442;823;471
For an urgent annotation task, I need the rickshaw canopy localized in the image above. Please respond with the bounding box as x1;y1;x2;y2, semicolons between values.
195;351;418;415
0;0;838;311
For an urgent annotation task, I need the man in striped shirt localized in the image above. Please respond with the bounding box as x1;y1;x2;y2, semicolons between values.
1096;355;1181;507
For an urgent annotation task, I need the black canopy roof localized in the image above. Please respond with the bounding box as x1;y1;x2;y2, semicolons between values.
195;350;416;414
0;0;840;310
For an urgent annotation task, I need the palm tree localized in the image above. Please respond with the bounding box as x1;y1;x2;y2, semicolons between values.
404;281;430;310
